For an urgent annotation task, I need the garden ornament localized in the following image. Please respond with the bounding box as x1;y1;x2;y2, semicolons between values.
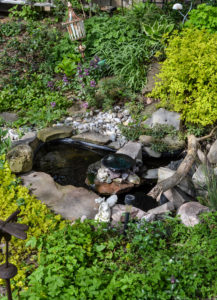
172;2;193;23
62;2;86;58
123;194;135;234
0;210;28;300
95;195;118;222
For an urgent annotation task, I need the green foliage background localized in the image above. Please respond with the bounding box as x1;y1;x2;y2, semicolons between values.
150;28;217;126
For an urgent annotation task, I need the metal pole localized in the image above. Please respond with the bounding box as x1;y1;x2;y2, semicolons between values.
5;279;12;300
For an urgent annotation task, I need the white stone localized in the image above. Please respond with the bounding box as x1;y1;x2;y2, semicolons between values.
97;168;109;182
95;197;105;204
106;195;118;207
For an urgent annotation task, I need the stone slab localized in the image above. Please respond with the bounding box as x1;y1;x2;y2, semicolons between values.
21;171;99;220
117;141;142;160
37;127;74;142
72;131;110;145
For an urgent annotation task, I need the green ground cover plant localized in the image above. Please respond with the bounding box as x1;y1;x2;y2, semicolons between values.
150;28;217;126
0;155;66;289
185;4;217;32
11;213;217;299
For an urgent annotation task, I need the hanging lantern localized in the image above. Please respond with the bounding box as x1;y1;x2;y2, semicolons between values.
63;2;86;42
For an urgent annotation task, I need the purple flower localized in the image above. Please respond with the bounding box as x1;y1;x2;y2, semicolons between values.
79;74;83;78
90;80;96;87
63;74;69;83
82;84;85;88
47;81;54;89
81;102;88;109
50;102;56;108
170;276;176;284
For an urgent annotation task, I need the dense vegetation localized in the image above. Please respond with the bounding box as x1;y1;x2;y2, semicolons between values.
150;28;217;126
1;2;217;299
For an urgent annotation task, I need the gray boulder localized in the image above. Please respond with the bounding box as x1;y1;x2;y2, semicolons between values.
144;108;181;130
157;187;192;209
7;144;33;173
207;140;217;164
158;167;195;197
177;202;210;227
12;131;39;153
21;171;99;220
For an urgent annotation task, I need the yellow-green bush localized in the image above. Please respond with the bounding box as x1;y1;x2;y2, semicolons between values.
0;156;66;288
150;28;217;126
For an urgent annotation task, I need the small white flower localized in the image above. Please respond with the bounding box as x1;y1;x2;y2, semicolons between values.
172;3;183;10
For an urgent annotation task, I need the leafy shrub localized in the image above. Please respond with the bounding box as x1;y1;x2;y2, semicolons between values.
185;4;217;32
17;214;217;299
0;157;66;288
85;3;174;90
95;77;132;110
150;28;217;126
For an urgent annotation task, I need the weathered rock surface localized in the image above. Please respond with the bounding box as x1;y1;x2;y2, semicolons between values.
139;135;153;145
144;108;181;130
7;144;33;173
147;202;174;215
207;140;217;164
111;204;146;223
158;167;195;197
192;164;207;189
157;187;192;209
94;181;134;195
37;127;74;142
12;132;39;153
143;146;161;158
21;171;99;220
163;135;185;150
117;141;142;160
177;202;210;227
72;131;110;145
142;168;158;179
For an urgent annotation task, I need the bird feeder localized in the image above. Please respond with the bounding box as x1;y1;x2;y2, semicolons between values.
63;2;86;58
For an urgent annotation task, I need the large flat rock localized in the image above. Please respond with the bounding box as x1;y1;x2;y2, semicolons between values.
21;171;99;220
72;131;110;145
144;108;181;130
117;141;142;160
37;127;74;142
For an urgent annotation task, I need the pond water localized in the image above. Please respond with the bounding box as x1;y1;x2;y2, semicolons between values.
33;139;108;187
34;139;180;212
